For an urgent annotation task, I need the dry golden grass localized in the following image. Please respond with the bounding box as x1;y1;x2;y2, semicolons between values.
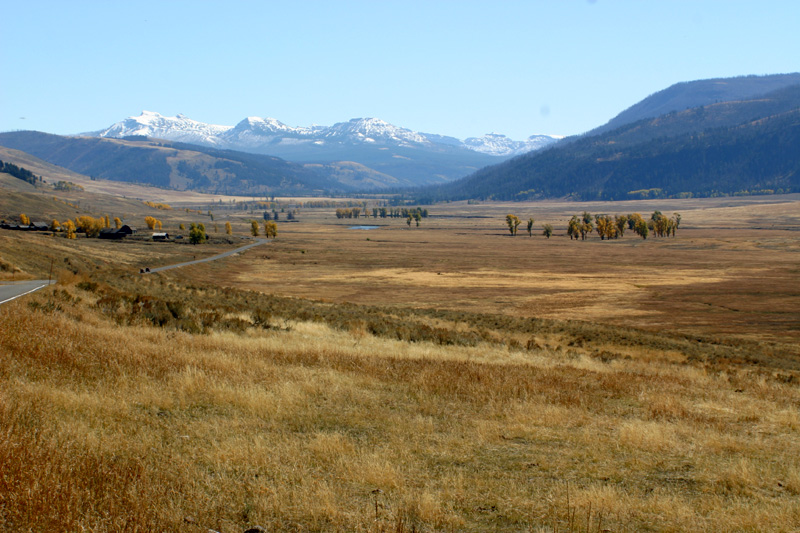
2;273;800;531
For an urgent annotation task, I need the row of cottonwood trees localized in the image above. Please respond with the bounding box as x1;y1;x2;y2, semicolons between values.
18;213;124;239
505;211;680;240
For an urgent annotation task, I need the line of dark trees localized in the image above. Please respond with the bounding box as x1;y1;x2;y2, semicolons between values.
335;207;429;219
0;159;43;186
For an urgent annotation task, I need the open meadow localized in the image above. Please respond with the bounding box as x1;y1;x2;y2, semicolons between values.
1;192;800;531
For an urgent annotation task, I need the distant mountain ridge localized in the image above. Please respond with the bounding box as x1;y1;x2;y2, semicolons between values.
587;73;800;136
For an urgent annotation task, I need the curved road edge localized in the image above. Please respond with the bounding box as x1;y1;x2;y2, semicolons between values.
145;238;270;274
0;280;55;306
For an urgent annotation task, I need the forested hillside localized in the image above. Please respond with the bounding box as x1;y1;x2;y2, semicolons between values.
418;84;800;202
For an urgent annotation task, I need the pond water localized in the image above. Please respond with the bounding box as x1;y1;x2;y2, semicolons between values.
348;225;380;230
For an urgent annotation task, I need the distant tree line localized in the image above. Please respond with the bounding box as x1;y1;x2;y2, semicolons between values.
335;207;429;220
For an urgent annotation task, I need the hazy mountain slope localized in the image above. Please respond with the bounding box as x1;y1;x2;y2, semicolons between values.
0;131;349;195
417;82;800;202
589;73;800;136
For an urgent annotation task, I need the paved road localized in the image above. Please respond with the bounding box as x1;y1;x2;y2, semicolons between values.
0;280;55;306
144;238;270;273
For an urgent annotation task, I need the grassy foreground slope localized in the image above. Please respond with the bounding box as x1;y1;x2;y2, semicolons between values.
1;230;799;531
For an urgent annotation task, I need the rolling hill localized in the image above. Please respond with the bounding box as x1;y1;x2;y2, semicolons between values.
0;132;351;195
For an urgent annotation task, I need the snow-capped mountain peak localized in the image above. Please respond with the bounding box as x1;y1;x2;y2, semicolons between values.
95;111;232;145
322;118;430;146
91;111;559;156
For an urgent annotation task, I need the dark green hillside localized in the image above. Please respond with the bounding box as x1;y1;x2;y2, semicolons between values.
0;131;348;195
418;84;800;202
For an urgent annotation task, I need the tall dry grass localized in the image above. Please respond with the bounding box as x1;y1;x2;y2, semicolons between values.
1;281;799;531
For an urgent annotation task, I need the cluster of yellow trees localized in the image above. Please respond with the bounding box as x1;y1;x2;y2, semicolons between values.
144;216;163;230
567;211;680;240
21;213;123;240
250;220;278;238
143;201;172;210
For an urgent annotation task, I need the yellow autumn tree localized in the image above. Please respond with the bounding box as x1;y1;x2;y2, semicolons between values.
505;214;521;236
225;222;232;235
75;216;104;237
63;220;77;239
265;220;278;238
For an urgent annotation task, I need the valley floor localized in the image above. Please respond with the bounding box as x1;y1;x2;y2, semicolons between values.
1;195;799;531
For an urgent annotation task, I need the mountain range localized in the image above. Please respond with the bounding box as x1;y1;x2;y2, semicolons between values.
85;112;559;187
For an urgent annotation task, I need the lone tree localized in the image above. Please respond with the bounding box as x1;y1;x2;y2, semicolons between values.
189;223;206;244
505;214;521;235
542;223;553;239
265;220;278;238
225;222;233;235
567;216;580;240
527;217;535;237
63;220;76;239
250;220;260;236
144;216;161;230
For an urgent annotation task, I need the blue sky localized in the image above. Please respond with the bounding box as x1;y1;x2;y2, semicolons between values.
2;0;799;140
